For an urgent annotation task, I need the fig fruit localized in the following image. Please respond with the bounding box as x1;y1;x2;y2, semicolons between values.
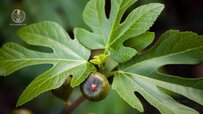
80;72;110;101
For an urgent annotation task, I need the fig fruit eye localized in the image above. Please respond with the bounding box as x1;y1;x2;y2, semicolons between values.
80;72;110;101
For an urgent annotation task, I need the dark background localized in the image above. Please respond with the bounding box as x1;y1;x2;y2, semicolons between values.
0;0;203;114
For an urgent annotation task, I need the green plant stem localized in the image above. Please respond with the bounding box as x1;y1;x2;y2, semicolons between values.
61;95;86;114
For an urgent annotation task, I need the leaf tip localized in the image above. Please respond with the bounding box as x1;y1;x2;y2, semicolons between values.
155;3;165;9
16;94;28;107
159;3;165;8
16;98;25;107
16;90;38;107
150;3;165;13
137;105;144;112
16;102;22;107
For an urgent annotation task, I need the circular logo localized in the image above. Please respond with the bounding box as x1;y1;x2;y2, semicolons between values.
11;9;25;23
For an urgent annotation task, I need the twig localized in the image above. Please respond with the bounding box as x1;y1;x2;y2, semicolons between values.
61;95;86;114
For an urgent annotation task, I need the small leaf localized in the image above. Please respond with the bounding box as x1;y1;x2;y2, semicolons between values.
113;30;203;114
90;54;108;65
76;0;164;63
0;21;95;106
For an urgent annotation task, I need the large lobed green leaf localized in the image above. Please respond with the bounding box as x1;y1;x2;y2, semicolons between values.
0;21;95;106
113;30;203;114
75;0;164;63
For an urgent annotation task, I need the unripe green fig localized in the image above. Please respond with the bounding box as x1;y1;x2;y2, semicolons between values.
80;72;110;101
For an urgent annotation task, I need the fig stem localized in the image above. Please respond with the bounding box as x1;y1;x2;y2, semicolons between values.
61;95;86;114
